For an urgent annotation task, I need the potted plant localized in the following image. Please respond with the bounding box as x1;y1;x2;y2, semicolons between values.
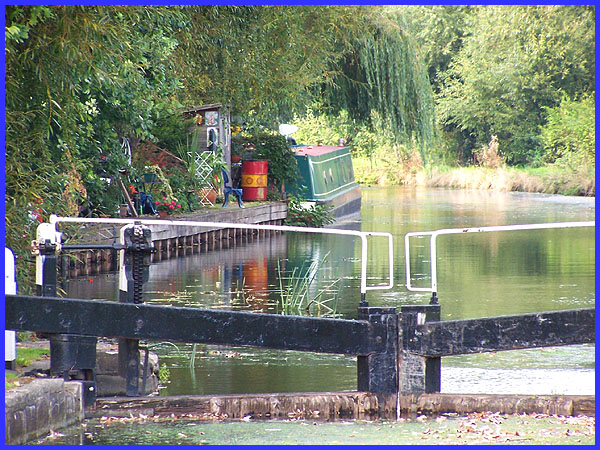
155;196;182;219
231;135;243;163
174;141;226;206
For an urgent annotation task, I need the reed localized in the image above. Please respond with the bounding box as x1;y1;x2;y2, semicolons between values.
353;155;594;196
276;252;340;317
426;166;595;196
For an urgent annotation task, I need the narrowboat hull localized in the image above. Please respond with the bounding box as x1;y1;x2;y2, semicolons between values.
287;145;361;218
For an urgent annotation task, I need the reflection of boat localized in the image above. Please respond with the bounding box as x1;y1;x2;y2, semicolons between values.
287;145;361;218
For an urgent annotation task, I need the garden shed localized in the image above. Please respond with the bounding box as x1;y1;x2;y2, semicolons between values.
183;103;232;172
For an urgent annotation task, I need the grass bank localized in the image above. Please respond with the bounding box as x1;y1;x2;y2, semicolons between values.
353;157;595;196
5;345;50;389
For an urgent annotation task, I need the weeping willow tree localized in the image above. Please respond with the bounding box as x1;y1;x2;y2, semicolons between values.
174;5;363;126
321;9;437;161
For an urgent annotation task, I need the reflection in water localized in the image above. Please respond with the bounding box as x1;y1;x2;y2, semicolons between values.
64;187;595;396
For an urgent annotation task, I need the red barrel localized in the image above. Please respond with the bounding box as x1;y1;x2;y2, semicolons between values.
241;160;268;201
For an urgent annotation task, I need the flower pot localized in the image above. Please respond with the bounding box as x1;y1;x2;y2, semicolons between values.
231;154;242;163
158;210;169;219
199;188;218;204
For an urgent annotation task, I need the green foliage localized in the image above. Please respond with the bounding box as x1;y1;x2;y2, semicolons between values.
322;8;437;160
284;195;334;228
174;5;364;126
436;5;595;165
233;132;299;192
166;167;201;212
5;5;187;289
540;94;595;169
153;114;196;155
292;107;354;147
144;165;178;204
158;365;170;384
396;5;475;94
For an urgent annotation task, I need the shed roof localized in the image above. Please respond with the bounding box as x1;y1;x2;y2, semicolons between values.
183;104;228;114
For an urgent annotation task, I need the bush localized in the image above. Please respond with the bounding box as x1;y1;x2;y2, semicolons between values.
540;94;595;169
232;132;299;193
474;135;505;169
292;107;353;146
284;195;334;228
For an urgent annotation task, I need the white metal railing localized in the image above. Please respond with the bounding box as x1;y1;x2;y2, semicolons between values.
405;221;595;296
49;215;394;299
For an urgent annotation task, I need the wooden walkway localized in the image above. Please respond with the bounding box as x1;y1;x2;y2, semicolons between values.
58;202;287;278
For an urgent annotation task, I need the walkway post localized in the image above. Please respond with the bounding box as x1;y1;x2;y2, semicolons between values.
35;223;59;298
399;304;441;393
357;306;399;396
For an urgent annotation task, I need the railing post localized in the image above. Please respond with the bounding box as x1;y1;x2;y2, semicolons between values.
357;307;398;394
399;304;441;394
5;248;17;370
35;223;59;298
118;223;153;396
34;223;98;407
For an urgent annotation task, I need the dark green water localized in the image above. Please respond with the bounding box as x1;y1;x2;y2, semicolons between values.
65;186;595;396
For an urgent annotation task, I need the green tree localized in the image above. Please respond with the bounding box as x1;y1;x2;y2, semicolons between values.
5;5;187;290
540;94;595;169
436;5;595;165
174;5;363;126
395;5;474;94
321;8;437;160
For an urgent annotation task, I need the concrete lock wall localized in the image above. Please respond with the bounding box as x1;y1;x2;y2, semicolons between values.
4;379;84;445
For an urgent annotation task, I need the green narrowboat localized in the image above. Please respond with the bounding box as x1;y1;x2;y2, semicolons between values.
287;144;362;218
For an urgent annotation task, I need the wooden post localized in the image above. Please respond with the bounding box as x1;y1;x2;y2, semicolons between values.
357;307;398;394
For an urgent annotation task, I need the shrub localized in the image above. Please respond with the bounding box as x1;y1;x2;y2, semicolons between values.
540;94;595;169
232;132;299;193
474;135;505;169
284;195;334;228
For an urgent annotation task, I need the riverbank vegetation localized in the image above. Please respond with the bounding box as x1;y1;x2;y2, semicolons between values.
292;5;594;196
5;5;594;291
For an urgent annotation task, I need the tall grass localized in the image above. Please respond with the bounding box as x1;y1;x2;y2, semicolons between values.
426;165;595;196
276;252;340;317
353;155;594;196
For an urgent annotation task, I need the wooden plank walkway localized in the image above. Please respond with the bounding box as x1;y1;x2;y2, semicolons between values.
57;202;287;278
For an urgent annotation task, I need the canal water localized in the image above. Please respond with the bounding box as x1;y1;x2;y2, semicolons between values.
65;186;595;397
